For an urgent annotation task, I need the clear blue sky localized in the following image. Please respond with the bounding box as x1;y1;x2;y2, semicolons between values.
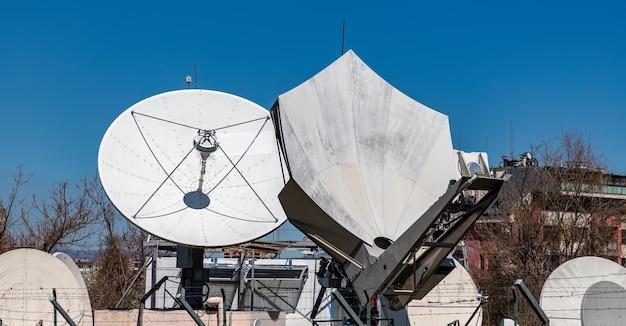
2;0;626;192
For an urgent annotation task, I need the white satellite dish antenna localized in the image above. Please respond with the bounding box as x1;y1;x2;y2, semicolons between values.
540;256;626;326
53;251;93;325
275;50;458;250
407;258;482;326
273;50;504;314
98;89;287;247
0;248;92;325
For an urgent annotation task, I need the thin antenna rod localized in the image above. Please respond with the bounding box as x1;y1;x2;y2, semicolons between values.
194;64;198;89
485;135;488;153
509;120;515;159
340;19;346;55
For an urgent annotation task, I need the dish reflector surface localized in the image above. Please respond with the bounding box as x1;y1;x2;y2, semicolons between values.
53;251;93;325
407;259;481;326
0;249;92;325
540;256;626;326
274;50;457;245
99;89;287;247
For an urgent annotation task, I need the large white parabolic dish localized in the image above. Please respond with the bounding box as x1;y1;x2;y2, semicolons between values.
98;89;287;247
275;50;457;247
540;256;626;326
0;248;92;325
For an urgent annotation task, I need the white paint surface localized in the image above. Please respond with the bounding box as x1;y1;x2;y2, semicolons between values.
98;89;287;247
276;50;457;246
540;256;626;326
407;259;482;326
0;248;92;325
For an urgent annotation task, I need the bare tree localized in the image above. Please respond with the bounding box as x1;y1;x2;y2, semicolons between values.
83;177;147;309
474;131;625;325
1;172;147;309
17;182;99;252
82;177;119;238
0;167;30;251
535;133;621;260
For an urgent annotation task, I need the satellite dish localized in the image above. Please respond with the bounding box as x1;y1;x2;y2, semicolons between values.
540;256;626;326
98;89;287;247
0;248;92;325
53;252;89;289
53;251;93;325
273;50;504;312
407;259;482;326
274;50;458;249
455;150;489;177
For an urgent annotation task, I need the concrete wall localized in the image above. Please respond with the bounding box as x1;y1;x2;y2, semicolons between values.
94;309;285;326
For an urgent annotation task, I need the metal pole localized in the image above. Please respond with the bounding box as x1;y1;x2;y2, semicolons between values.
513;279;550;326
310;286;327;319
512;288;518;326
313;249;317;309
50;291;78;326
238;251;245;309
340;19;346;55
53;288;58;326
116;256;153;308
137;303;144;326
250;249;255;311
151;244;158;309
141;276;169;304
221;288;227;326
176;289;206;326
464;301;484;326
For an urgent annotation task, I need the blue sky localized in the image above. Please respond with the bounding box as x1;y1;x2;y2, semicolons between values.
1;0;625;193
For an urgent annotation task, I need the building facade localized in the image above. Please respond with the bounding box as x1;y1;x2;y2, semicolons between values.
455;153;626;272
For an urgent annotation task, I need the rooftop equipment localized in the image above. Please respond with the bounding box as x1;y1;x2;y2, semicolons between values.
271;50;504;322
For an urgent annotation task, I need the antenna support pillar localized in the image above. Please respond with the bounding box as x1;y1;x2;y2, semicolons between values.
513;279;550;326
49;289;78;326
177;246;206;309
176;288;207;326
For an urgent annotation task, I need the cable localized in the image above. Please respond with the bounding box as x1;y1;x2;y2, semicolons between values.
213;116;270;132
210;133;278;223
204;117;269;196
132;111;203;131
132;111;269;133
132;141;196;218
130;111;190;197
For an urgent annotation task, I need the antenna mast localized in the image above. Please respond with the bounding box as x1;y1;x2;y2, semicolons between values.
509;120;515;159
194;63;198;89
340;19;346;55
485;135;488;153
